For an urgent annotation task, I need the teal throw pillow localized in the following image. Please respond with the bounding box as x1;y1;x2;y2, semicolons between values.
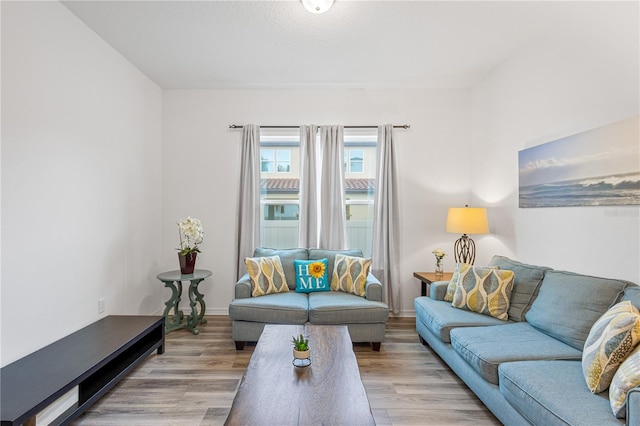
294;258;329;293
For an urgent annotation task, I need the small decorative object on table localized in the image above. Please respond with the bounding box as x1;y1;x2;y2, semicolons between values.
177;216;204;274
432;248;446;278
292;333;311;367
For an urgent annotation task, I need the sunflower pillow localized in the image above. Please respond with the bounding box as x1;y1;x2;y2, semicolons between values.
294;258;329;293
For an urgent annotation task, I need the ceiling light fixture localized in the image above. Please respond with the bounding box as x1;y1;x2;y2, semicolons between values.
301;0;334;14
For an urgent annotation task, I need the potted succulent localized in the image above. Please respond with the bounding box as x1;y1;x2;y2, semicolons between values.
291;334;310;360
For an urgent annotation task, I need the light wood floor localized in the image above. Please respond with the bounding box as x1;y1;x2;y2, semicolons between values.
74;316;500;426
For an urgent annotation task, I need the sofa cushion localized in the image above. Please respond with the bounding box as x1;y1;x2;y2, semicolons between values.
451;266;514;320
487;255;551;322
525;270;629;350
294;258;329;293
308;292;388;324
450;322;583;385
610;345;640;418
309;248;362;282
414;297;508;343
623;285;640;310
583;301;640;393
331;254;372;297
245;255;289;297
229;292;309;324
254;248;309;289
499;360;620;426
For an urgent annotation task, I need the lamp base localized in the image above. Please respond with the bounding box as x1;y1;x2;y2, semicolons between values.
453;234;476;265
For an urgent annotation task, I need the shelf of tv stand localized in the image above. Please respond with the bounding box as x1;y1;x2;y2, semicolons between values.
0;315;164;426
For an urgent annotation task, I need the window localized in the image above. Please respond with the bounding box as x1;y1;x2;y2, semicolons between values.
257;128;377;257
344;132;377;257
276;150;291;172
261;148;291;173
260;130;300;248
261;149;274;172
345;149;364;173
264;203;299;221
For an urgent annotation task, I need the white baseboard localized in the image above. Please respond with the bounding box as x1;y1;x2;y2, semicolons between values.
157;306;409;318
394;310;416;318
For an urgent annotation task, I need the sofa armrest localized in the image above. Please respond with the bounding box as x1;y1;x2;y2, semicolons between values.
627;386;640;426
235;273;252;299
365;273;383;302
429;281;450;301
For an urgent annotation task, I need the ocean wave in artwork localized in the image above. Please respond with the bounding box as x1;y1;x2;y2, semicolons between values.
519;172;640;207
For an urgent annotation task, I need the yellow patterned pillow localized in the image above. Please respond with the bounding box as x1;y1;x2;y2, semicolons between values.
610;344;640;418
245;255;289;297
444;263;472;302
331;254;372;297
451;266;515;320
582;301;640;393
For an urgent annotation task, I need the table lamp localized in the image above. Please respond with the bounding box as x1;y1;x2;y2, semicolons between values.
446;205;489;265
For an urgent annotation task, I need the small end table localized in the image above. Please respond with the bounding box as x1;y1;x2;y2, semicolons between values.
414;271;454;297
157;269;212;335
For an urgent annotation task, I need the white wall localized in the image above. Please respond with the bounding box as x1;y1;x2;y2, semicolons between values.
1;2;163;366
470;6;640;283
162;89;471;316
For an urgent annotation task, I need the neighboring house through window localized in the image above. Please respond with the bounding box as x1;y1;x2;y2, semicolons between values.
259;128;377;257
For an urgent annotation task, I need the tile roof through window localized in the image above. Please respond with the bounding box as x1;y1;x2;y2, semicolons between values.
262;178;374;192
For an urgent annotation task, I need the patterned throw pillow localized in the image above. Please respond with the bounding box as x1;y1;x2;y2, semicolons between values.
245;255;289;297
331;254;372;297
582;301;640;393
294;258;329;293
451;266;515;320
444;263;472;302
610;344;640;418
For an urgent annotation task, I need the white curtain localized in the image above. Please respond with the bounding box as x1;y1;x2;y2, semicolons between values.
318;125;347;249
372;124;401;315
298;125;319;248
235;124;261;280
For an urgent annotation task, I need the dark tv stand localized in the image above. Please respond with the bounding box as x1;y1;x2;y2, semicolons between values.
0;315;164;426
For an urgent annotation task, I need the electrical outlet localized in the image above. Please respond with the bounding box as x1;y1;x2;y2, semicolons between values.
98;298;105;314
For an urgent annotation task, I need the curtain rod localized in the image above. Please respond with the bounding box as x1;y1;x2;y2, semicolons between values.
229;124;410;129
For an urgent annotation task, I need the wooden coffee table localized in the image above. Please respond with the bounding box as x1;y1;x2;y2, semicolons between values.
225;324;375;425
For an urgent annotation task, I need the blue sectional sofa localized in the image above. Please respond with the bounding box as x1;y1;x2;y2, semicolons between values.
229;247;389;351
415;255;640;426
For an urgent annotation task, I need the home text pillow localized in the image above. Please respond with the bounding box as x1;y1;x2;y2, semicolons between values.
444;263;472;302
451;266;515;320
245;255;289;297
331;254;372;297
294;258;329;293
610;344;640;418
582;301;640;393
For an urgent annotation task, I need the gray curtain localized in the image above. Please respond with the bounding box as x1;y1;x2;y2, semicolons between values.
235;124;261;280
319;125;347;249
298;125;319;248
372;124;401;315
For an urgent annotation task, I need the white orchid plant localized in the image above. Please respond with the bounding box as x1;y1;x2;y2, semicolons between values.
432;248;446;267
177;216;204;256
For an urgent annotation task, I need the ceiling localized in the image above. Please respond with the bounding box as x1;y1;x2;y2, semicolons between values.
61;1;638;90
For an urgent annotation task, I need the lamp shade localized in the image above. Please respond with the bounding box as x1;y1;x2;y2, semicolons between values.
446;207;489;235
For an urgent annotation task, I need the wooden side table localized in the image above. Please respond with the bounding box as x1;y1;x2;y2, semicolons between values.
414;271;454;297
157;269;212;335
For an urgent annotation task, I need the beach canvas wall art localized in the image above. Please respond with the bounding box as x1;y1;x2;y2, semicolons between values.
519;116;640;208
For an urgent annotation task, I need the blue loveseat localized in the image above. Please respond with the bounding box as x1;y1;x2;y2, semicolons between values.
229;247;389;351
415;255;640;426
